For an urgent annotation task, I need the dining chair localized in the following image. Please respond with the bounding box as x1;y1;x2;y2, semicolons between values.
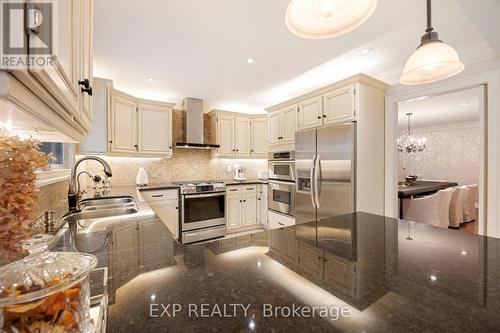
463;184;479;222
403;188;454;228
449;186;469;227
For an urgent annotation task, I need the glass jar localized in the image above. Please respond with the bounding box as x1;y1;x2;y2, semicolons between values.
0;234;97;332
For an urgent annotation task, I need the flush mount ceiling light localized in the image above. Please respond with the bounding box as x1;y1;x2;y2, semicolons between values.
246;58;255;64
285;0;377;39
400;0;464;85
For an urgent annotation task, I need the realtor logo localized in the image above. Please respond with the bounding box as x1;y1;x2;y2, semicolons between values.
1;0;54;69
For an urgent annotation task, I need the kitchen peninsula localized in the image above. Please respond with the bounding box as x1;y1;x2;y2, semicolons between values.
51;203;500;332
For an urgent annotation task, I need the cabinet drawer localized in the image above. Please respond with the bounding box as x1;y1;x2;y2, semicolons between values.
226;185;257;194
268;211;295;229
141;189;178;202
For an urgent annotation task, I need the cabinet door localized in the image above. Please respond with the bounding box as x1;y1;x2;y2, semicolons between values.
259;190;268;225
112;223;139;285
298;241;323;278
138;103;172;156
268;111;281;145
298;96;323;130
28;0;81;117
283;228;299;265
226;194;242;230
79;0;94;127
149;200;179;239
217;115;235;157
235;117;251;157
110;94;137;153
251;118;268;157
323;84;356;124
242;193;257;226
281;106;298;143
323;253;354;294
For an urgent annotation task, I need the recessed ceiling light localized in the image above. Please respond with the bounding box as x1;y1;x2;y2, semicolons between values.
246;58;255;64
461;250;467;255
256;98;262;102
147;77;156;82
461;102;470;107
430;274;437;282
359;47;373;55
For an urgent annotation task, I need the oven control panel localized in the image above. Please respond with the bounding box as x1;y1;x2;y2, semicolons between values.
181;183;226;194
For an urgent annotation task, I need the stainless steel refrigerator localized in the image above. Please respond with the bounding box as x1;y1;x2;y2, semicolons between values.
295;123;356;225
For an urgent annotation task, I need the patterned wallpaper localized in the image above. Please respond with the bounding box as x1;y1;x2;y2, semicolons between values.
399;122;479;186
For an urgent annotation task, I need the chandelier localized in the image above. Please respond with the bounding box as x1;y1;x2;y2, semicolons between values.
398;113;427;153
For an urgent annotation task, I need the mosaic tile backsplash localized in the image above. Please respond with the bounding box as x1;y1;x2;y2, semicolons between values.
32;180;69;235
78;110;267;187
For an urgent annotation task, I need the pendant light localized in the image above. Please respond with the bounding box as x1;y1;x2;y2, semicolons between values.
400;0;464;85
286;0;378;39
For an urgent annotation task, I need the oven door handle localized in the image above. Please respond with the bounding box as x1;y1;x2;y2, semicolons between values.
183;192;225;199
268;180;295;186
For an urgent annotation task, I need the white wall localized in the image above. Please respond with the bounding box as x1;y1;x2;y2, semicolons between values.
398;122;479;186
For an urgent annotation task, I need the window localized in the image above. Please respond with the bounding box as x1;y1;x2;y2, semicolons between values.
39;142;74;169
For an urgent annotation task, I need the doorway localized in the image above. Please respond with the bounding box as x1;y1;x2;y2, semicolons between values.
396;87;484;234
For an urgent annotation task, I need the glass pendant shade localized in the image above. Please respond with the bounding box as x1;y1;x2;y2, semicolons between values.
400;41;465;85
286;0;377;39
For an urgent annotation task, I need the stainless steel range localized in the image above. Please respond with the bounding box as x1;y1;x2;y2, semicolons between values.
174;180;226;244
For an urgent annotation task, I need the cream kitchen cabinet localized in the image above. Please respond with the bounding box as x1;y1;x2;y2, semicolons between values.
268;105;297;146
251;118;268;157
110;92;137;154
257;184;268;225
323;84;356;124
210;111;268;158
226;185;258;232
235;117;251;157
141;189;179;240
6;0;95;140
78;85;175;157
298;96;323;130
216;114;235;157
138;102;173;156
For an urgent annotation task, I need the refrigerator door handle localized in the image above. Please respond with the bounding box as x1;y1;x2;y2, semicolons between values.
314;154;321;208
310;155;317;209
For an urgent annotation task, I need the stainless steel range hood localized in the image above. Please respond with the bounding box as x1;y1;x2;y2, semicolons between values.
175;97;219;149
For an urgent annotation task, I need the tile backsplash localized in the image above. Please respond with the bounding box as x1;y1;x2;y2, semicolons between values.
32;180;69;235
78;109;267;187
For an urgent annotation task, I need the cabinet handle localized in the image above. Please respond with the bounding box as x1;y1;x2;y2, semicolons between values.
78;79;90;89
81;86;93;96
229;189;238;192
317;116;321;120
322;114;326;118
152;194;164;198
246;188;254;190
278;222;285;226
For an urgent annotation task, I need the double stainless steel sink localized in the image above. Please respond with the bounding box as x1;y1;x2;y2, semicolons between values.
63;196;139;221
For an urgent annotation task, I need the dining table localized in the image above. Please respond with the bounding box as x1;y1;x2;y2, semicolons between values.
398;180;459;219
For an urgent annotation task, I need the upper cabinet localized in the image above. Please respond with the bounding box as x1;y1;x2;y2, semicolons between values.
323;84;356;125
268;105;297;147
266;74;386;151
109;91;138;154
298;96;323;130
209;111;268;158
77;82;175;157
2;0;95;141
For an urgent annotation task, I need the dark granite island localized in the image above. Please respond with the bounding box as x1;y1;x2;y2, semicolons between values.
51;211;500;333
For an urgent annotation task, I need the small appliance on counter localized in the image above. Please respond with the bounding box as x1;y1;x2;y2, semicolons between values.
136;167;149;187
233;164;247;182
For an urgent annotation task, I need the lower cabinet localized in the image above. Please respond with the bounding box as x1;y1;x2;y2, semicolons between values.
257;184;268;225
226;185;259;232
298;241;323;278
141;189;179;239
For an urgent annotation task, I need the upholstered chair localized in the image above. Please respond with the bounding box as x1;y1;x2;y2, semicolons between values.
403;188;454;228
449;186;469;227
463;184;479;223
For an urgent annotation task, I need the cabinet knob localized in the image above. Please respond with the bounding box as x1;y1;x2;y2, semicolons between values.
109;140;113;144
240;200;242;203
243;200;246;202
317;116;321;120
175;207;179;210
323;114;327;118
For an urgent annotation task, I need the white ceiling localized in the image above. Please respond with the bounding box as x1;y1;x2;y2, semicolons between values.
398;87;480;129
93;0;497;114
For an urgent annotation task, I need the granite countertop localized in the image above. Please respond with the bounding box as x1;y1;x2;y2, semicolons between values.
47;206;500;332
